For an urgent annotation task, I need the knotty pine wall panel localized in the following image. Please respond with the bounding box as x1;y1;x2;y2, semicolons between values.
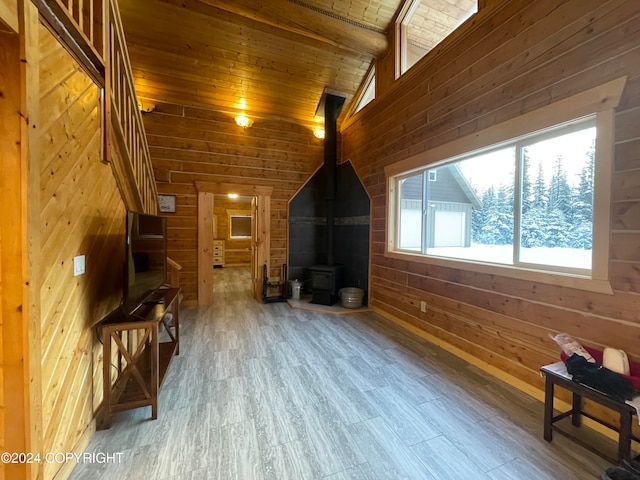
38;25;124;480
145;104;323;302
342;0;640;399
0;0;17;32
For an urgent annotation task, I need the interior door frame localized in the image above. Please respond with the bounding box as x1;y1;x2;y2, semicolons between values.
1;5;44;478
250;196;258;298
195;181;272;305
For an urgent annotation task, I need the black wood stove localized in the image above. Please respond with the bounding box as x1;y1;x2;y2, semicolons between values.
309;264;343;305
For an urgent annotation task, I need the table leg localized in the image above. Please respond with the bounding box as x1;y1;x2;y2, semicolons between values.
174;299;180;356
619;410;632;462
544;376;554;441
102;330;112;429
151;323;159;420
572;392;582;427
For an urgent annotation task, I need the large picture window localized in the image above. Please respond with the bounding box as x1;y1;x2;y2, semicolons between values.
395;120;595;274
385;78;626;291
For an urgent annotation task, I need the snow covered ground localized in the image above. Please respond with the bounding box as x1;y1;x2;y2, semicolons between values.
406;244;591;270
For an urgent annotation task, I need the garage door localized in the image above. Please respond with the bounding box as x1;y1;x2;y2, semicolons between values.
434;210;465;247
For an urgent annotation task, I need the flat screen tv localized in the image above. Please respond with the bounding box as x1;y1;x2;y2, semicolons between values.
123;211;167;315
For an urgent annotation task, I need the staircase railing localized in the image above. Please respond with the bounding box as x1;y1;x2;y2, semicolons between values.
167;257;183;301
37;0;158;214
107;0;158;214
49;0;105;61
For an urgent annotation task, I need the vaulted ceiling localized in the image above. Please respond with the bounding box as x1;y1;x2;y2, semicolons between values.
117;0;462;130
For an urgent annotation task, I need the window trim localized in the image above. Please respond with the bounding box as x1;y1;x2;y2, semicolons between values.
395;0;420;79
347;63;377;119
384;77;627;294
353;64;376;115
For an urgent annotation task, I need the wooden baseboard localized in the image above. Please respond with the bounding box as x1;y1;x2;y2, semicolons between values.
371;306;623;444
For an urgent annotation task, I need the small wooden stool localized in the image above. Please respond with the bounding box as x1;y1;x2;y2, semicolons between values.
540;361;639;463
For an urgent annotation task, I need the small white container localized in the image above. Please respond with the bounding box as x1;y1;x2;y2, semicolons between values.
289;279;303;300
339;287;364;309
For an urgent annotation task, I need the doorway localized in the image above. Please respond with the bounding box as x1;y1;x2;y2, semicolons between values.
212;193;254;299
195;182;273;305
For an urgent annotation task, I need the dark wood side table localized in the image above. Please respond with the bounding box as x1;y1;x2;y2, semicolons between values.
100;287;180;428
541;361;639;463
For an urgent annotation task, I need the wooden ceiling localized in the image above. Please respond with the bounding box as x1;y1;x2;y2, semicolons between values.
117;0;469;129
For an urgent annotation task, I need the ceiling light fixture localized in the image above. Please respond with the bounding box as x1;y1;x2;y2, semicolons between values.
235;114;253;128
314;129;325;139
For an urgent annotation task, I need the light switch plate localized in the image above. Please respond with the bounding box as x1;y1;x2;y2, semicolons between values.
73;255;85;276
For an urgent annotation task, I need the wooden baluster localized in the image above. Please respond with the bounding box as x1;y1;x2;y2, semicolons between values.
78;0;83;33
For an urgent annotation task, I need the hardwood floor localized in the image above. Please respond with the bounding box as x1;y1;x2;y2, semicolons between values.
70;267;614;479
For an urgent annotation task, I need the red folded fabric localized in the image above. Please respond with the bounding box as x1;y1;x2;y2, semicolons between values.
561;346;640;391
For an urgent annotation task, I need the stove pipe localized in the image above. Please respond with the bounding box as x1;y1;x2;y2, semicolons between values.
323;94;344;266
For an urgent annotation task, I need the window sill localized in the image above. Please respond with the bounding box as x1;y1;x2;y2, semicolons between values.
384;250;614;295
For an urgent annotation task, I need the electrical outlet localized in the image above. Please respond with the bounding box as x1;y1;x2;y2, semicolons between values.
420;301;427;312
73;255;85;276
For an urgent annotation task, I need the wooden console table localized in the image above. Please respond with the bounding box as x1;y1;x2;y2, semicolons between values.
541;361;639;463
100;287;180;428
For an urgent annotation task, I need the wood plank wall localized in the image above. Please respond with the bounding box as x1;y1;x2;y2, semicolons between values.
38;24;124;480
145;104;323;303
0;0;18;32
342;0;640;421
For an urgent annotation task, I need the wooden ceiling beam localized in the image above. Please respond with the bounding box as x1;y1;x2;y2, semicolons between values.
198;0;388;58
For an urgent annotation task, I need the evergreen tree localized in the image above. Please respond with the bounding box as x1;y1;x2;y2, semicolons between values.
521;148;533;215
521;205;547;248
471;200;484;244
570;140;595;249
520;161;550;248
545;155;572;248
494;184;514;245
473;187;496;244
574;141;595;218
545;207;571;247
532;161;547;210
570;221;593;249
473;185;513;245
548;155;572;218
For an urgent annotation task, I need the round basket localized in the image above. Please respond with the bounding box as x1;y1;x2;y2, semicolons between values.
339;287;364;309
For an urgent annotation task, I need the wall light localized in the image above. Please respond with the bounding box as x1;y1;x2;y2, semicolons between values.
235;114;253;128
137;99;156;113
314;129;325;139
228;193;238;199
